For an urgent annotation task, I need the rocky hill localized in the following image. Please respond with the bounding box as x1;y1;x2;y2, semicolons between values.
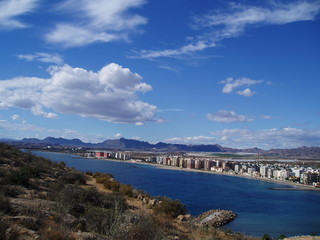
0;143;256;240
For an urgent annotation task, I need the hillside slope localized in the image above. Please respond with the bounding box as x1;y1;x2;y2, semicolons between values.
0;143;256;240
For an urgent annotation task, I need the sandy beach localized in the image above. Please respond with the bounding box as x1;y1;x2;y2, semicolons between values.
89;156;320;191
148;162;320;191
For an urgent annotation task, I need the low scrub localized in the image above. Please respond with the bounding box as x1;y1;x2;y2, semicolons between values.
0;184;23;197
4;166;39;187
0;195;10;213
38;221;75;240
119;184;133;197
60;171;86;185
153;196;187;218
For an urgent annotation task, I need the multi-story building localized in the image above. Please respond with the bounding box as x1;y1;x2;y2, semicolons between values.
204;160;213;171
234;164;240;173
301;172;320;185
187;158;195;169
260;166;268;178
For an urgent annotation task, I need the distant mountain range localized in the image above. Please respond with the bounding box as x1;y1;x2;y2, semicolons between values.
1;137;320;158
2;137;224;152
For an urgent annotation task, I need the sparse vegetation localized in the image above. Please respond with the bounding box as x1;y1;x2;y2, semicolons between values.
153;196;187;217
0;142;260;240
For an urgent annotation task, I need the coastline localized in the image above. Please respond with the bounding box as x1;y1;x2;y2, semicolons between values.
152;163;320;191
83;155;320;191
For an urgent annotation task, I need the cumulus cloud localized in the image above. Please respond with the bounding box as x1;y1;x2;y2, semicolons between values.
17;52;63;65
0;0;39;30
134;1;320;59
207;110;253;123
46;0;147;47
220;77;263;96
0;63;157;124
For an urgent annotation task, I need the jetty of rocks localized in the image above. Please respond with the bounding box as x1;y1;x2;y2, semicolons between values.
194;209;237;227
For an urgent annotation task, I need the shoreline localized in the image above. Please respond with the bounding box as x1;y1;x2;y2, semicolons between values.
152;163;320;191
82;155;320;191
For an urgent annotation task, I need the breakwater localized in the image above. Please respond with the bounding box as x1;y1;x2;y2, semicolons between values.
194;209;237;227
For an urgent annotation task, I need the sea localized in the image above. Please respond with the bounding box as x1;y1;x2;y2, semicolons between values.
32;151;320;238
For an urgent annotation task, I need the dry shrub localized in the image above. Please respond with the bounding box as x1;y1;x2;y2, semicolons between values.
39;221;75;240
153;196;187;218
84;206;122;235
0;221;9;240
191;226;253;240
94;172;114;183
60;171;86;185
119;184;133;197
103;180;120;192
116;215;163;240
0;195;10;213
0;184;23;197
4;166;38;187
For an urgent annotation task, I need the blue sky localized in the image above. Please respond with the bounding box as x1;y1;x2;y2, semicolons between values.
0;0;320;149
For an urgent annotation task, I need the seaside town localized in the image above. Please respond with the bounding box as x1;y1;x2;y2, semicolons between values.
83;150;320;187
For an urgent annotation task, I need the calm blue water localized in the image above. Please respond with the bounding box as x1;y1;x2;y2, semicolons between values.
33;151;320;237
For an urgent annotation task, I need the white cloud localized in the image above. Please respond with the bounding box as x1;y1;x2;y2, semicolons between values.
134;1;320;59
197;1;320;37
10;114;27;124
261;115;274;120
135;122;144;126
0;63;157;124
164;127;320;149
133;41;213;59
46;0;147;47
207;110;253;123
114;133;122;138
11;114;21;121
0;0;39;30
157;109;184;112
17;52;63;65
165;136;216;145
210;127;320;149
220;77;263;95
31;105;58;119
236;88;255;97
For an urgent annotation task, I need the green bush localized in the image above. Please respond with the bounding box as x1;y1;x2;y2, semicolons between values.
153;197;187;218
261;234;271;240
119;184;133;197
4;166;38;187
